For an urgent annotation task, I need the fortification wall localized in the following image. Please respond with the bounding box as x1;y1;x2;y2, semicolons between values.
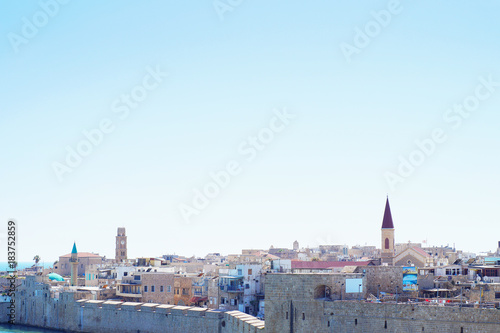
266;273;500;333
222;310;265;332
7;276;264;333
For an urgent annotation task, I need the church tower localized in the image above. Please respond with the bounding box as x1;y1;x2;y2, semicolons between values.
115;227;127;262
70;242;78;286
381;197;395;265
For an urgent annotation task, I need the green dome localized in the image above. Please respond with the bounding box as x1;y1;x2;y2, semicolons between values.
48;272;64;282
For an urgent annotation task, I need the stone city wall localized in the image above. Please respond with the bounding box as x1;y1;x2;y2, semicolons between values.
265;273;500;333
2;276;264;333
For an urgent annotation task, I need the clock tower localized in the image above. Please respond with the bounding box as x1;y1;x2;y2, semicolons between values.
115;227;127;262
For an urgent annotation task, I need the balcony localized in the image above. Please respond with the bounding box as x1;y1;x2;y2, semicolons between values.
116;283;142;298
220;285;244;293
116;291;142;298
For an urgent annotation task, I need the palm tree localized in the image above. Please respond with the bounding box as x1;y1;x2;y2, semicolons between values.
33;255;41;266
9;261;18;271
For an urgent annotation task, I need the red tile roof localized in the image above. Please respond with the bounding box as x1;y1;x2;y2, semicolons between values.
291;261;371;269
60;252;102;258
381;197;394;229
412;247;431;258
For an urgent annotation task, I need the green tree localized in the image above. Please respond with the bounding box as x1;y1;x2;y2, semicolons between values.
33;255;41;266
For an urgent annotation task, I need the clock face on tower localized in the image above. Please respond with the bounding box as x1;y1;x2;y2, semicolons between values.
121;240;125;245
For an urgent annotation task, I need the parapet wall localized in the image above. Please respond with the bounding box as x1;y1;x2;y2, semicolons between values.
74;301;223;333
223;310;265;332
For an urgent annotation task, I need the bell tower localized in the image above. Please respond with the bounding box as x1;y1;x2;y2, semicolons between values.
381;197;395;265
115;227;127;262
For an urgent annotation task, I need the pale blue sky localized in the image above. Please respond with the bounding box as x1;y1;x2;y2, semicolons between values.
1;1;500;262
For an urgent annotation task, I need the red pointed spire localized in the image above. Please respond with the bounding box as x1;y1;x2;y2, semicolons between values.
381;197;394;229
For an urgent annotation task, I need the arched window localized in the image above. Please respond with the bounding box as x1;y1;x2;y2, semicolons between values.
385;238;390;249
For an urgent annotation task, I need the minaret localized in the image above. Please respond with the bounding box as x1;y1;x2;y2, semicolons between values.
115;227;127;262
381;197;395;265
70;242;78;286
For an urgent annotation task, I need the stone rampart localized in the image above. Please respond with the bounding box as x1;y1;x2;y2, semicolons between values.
265;273;500;333
4;276;264;333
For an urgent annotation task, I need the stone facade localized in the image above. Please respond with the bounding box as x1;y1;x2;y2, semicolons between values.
265;273;500;332
394;247;431;267
84;264;99;287
141;272;175;304
56;252;104;276
355;265;403;296
174;275;194;306
469;283;500;302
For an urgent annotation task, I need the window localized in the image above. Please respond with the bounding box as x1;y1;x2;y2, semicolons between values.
485;269;499;277
144;286;148;292
495;292;500;299
151;286;155;292
160;286;164;292
248;269;252;275
238;269;242;275
167;285;172;292
245;284;250;289
182;288;189;295
385;238;390;249
124;272;128;277
220;297;225;304
230;298;237;306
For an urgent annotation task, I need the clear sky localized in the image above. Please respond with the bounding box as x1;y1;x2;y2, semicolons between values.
1;1;500;262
